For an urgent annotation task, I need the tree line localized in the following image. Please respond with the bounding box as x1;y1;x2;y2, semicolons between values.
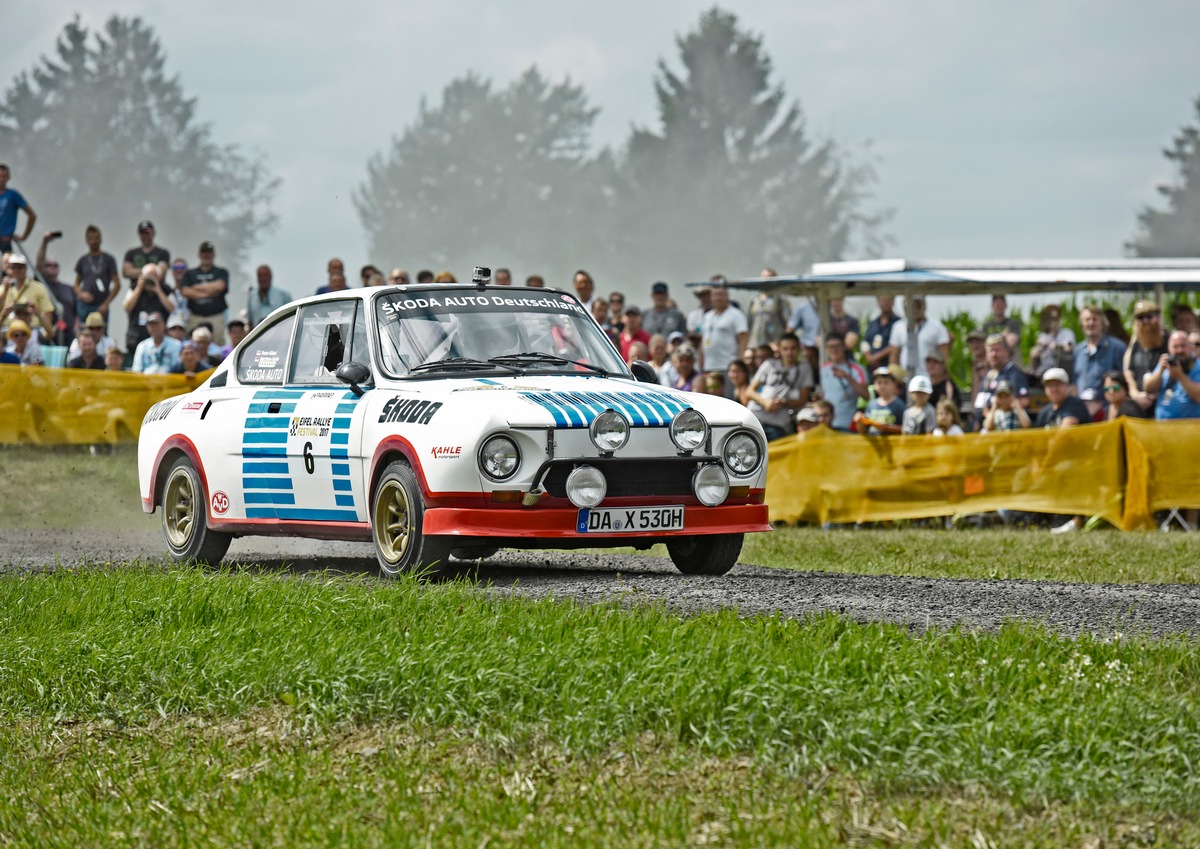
1;9;1197;286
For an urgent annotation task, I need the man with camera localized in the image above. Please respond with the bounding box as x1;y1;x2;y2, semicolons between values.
1146;331;1200;420
123;262;177;353
35;229;77;345
122;221;171;291
1;254;57;343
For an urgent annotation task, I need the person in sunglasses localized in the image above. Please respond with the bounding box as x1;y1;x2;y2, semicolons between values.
1101;371;1147;420
1123;300;1167;414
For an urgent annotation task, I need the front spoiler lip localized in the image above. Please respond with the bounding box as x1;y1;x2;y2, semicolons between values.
422;503;770;538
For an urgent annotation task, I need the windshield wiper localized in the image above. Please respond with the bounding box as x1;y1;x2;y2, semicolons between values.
409;357;521;375
487;352;610;376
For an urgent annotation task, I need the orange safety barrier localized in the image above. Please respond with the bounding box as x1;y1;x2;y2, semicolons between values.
0;366;207;445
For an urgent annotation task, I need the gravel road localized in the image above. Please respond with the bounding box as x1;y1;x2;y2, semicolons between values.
5;527;1199;639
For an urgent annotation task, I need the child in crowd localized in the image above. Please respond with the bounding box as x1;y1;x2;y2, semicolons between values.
854;367;905;435
933;399;965;435
902;374;937;434
980;381;1030;432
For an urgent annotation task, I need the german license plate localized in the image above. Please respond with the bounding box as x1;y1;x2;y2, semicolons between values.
576;505;685;534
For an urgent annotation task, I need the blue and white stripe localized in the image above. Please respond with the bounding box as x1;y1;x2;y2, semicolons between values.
517;389;690;428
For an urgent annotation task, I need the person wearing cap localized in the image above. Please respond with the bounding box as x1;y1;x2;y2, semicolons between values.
1145;331;1200;421
0;163;37;254
854;367;905;435
1029;304;1075;379
1;253;57;341
1073;304;1126;397
245;264;292;329
1035;368;1089;428
661;343;703;392
4;318;42;365
980;381;1030;433
1123;300;1167;414
165;313;188;341
902;374;937;434
820;333;869;431
67;326;106;370
888;295;949;379
72;224;120;321
617;304;651;361
981;294;1024;367
68;312;117;360
746;332;811;441
686;278;717;345
122;221;170;293
975;333;1029;429
123;262;177;353
794;406;822;434
131;310;182;374
643;281;686;338
701;282;748;390
924;349;961;412
179;241;229;344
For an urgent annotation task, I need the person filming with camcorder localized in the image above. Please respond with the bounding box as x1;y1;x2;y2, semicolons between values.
1145;330;1200;420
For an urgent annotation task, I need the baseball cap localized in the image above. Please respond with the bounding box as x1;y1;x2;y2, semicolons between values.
137;220;155;233
796;407;821;424
146;312;164;324
624;304;641;316
84;312;106;328
1134;300;1160;318
198;241;215;253
651;281;669;295
872;366;894;379
7;319;30;338
694;285;712;296
966;329;987;342
7;254;26;266
908;374;933;395
924;349;944;363
1043;367;1070;384
994;381;1014;396
667;331;685;344
674;343;696;358
166;313;186;330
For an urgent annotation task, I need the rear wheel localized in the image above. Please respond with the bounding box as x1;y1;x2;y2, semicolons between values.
371;461;453;578
665;533;743;576
161;457;232;565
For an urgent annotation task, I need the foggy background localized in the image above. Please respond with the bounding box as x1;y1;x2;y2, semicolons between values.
5;0;1200;337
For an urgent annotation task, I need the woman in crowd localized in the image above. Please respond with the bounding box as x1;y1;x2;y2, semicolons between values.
666;344;704;392
1028;304;1075;379
1123;300;1167;414
725;358;752;405
1102;370;1149;419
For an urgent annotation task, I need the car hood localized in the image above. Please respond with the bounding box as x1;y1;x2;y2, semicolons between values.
398;374;741;429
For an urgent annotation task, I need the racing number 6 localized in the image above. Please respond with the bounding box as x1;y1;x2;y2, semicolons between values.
303;441;315;475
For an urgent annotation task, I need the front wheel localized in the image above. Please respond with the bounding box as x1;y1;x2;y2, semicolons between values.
665;533;743;576
371;461;453;578
161;456;232;565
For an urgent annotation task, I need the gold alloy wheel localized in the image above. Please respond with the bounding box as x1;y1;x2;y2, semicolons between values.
163;468;196;550
374;478;413;565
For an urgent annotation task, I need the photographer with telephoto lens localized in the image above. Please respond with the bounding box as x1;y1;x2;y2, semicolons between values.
1146;331;1200;421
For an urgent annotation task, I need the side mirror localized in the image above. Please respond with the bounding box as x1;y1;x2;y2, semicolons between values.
335;361;372;397
630;360;658;384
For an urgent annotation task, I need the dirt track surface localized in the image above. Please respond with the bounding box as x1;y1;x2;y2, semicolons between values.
5;528;1200;639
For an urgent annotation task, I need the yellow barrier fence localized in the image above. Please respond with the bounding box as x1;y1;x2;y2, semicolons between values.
0;367;205;445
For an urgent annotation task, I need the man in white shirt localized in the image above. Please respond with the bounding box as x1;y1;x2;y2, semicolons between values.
701;283;748;383
132;312;182;374
888;295;949;378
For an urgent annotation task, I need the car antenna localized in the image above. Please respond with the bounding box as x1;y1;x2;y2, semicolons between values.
472;266;491;289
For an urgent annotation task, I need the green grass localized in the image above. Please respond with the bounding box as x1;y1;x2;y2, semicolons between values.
1;566;1198;846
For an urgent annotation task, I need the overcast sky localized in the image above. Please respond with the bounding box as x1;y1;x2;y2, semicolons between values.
6;0;1200;305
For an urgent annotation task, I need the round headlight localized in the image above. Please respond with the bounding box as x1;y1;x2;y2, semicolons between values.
565;465;607;508
669;409;708;453
722;430;762;476
478;434;520;481
693;464;730;507
589;409;630;454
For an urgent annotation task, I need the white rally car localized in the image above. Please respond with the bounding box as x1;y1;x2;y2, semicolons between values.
138;277;770;576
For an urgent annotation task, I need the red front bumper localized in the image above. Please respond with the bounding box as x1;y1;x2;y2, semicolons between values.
422;503;771;538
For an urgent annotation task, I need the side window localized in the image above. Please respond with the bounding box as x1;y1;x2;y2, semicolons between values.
237;312;296;385
348;301;370;367
289;301;357;384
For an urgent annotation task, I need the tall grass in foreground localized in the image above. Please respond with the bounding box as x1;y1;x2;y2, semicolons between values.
1;566;1197;807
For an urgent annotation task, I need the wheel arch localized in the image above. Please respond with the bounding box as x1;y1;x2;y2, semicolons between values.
368;436;432;509
149;436;208;517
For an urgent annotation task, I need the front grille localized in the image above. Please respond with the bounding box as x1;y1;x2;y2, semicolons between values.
540;458;705;499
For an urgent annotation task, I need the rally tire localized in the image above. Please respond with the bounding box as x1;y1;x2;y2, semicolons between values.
666;533;743;576
160;456;232;565
371;460;453;579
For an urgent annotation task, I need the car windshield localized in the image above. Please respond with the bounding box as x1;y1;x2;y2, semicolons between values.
374;289;629;377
